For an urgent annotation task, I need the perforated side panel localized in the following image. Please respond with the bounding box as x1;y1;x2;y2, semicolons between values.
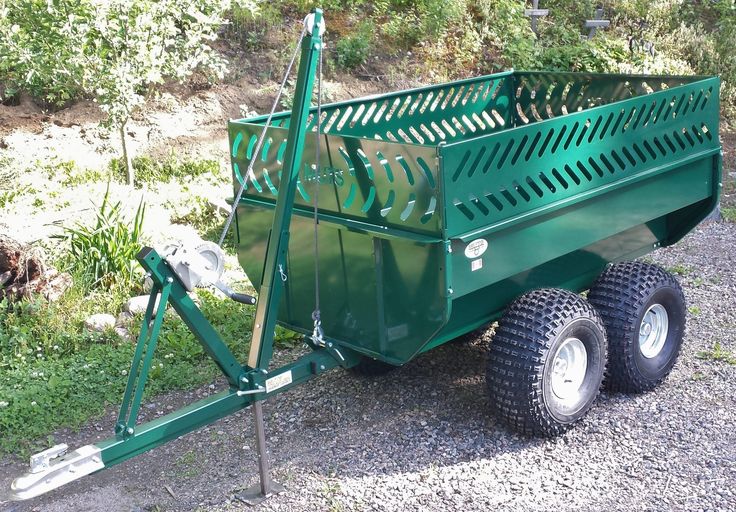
242;73;516;145
513;72;696;125
441;76;720;237
228;128;441;236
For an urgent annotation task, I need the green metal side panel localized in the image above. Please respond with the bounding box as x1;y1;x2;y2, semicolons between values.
236;204;449;364
449;156;717;297
512;72;705;126
440;75;720;238
233;71;515;143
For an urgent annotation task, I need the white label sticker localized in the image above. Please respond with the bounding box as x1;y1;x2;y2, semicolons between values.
387;323;409;341
265;371;292;393
464;239;488;259
471;259;483;271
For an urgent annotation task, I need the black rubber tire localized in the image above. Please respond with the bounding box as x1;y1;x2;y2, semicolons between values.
487;289;608;437
588;261;686;393
348;356;397;377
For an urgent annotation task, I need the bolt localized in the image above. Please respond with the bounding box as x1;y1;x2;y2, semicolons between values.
240;376;249;384
327;342;333;348
319;365;325;371
126;427;134;435
166;277;174;283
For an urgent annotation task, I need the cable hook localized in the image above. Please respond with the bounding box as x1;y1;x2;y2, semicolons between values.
311;310;325;347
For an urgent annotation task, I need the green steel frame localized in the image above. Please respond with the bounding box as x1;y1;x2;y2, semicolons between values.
100;246;360;469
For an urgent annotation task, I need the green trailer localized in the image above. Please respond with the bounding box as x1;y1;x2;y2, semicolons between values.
9;9;722;503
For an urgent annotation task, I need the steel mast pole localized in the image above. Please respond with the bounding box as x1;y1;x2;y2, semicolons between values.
238;8;325;505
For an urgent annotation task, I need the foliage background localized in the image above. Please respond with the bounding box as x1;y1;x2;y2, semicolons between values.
3;0;733;119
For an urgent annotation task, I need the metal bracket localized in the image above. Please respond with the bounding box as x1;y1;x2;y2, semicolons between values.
29;444;68;474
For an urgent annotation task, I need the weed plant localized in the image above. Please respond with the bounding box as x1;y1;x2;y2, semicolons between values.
56;186;145;289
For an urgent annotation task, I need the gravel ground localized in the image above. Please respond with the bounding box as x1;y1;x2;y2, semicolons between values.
2;220;736;512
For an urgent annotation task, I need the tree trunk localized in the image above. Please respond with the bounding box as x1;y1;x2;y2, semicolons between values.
119;119;134;186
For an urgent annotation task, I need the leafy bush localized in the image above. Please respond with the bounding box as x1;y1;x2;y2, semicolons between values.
335;23;372;70
57;187;145;288
375;0;466;48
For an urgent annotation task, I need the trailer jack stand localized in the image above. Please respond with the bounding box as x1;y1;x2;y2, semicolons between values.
235;402;285;505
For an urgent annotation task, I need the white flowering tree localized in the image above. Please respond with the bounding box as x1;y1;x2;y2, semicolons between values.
0;0;258;185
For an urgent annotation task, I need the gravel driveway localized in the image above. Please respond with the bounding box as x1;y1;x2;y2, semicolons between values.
2;220;735;512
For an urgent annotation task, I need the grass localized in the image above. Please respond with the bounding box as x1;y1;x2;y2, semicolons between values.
688;305;701;316
0;279;299;458
109;155;224;188
722;207;736;223
696;342;736;365
667;264;692;276
169;195;235;250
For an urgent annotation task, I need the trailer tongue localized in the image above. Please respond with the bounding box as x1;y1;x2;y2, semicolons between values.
9;5;722;504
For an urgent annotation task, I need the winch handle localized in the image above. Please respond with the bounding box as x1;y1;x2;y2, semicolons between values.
230;292;257;305
213;280;257;305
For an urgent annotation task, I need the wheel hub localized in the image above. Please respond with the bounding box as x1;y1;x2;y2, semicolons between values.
550;337;588;404
639;303;669;358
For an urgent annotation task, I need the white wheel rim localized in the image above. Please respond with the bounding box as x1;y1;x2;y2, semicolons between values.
639;303;669;359
550;337;588;404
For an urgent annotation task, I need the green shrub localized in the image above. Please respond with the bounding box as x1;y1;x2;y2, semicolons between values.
335;23;372;70
57;186;145;288
375;0;466;48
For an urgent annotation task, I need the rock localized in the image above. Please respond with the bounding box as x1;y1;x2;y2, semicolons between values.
124;294;162;315
207;198;230;216
114;326;133;342
41;271;72;302
116;311;135;327
84;313;116;332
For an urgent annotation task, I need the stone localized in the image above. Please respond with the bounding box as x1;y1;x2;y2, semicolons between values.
84;313;116;332
114;326;133;342
116;311;134;327
124;295;162;315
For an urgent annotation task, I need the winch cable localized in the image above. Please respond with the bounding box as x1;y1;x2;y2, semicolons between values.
310;42;325;346
218;23;308;247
